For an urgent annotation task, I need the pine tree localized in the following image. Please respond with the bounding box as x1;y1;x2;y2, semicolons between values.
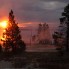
2;10;26;52
59;4;69;51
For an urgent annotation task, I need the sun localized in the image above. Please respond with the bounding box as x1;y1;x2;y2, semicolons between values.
0;21;8;28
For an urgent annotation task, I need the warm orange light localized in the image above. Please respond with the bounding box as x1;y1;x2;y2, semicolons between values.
1;37;5;41
0;21;8;28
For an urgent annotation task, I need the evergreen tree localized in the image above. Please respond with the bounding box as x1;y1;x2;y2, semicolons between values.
0;44;2;53
2;10;26;52
59;4;69;51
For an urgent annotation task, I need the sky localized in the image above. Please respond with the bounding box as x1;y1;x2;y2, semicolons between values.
0;0;69;36
0;0;69;43
0;0;68;23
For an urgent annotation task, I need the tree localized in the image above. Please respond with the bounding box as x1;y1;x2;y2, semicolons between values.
0;44;2;53
59;4;69;51
2;10;26;52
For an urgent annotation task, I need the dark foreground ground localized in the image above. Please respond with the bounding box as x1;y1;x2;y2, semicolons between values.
0;51;69;69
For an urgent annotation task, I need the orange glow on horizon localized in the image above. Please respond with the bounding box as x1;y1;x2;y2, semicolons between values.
18;22;32;28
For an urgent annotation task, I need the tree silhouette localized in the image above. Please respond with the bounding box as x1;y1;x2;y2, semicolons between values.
2;10;26;53
0;44;2;53
59;4;69;51
52;4;69;53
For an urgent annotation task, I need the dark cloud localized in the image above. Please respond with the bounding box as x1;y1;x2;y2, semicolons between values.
40;0;69;2
0;0;69;23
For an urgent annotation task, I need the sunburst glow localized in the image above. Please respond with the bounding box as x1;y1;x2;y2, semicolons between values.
0;21;8;28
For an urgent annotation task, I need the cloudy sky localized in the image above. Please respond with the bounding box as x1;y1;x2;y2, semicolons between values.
0;0;68;23
0;0;69;43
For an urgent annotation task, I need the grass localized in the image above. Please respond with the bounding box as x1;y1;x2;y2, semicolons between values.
0;51;69;69
9;52;69;68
